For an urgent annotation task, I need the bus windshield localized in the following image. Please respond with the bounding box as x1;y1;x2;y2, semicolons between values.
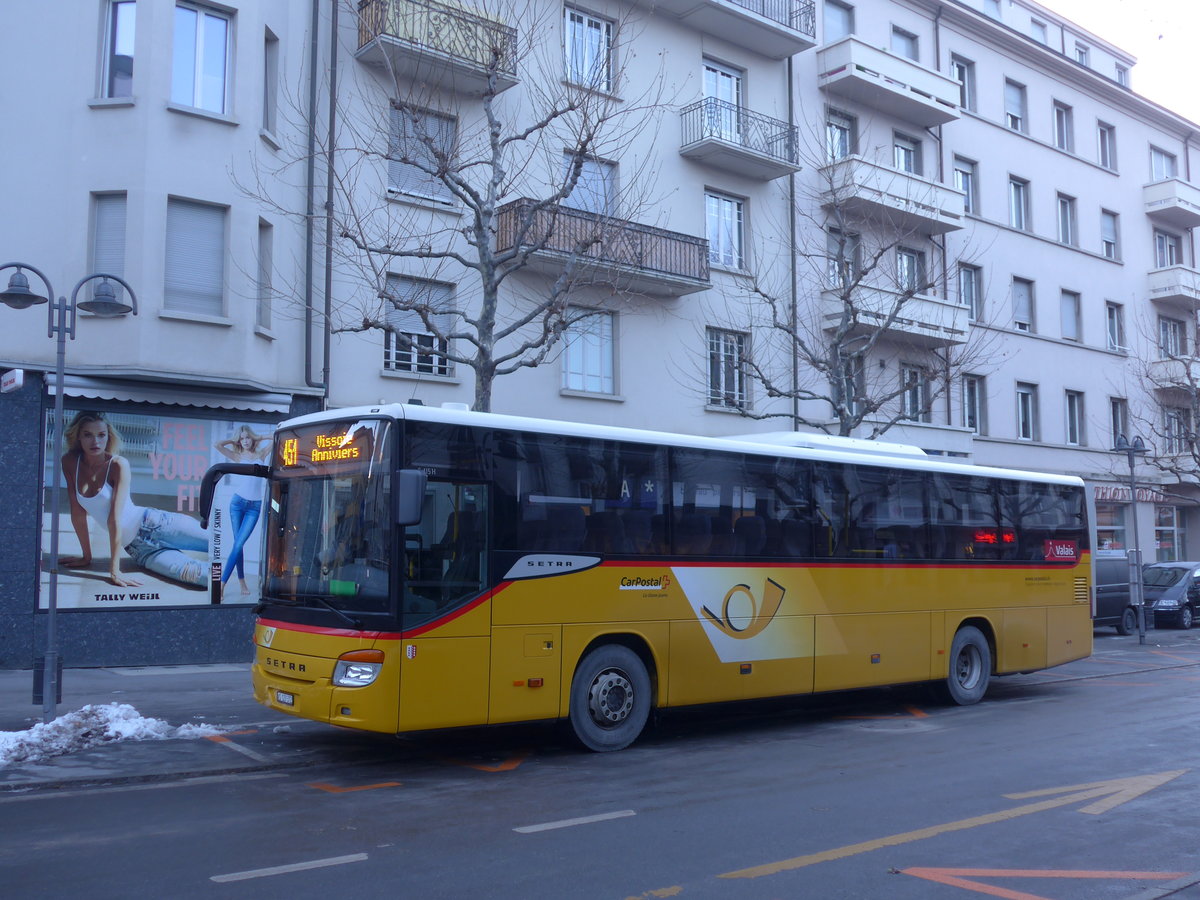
267;418;393;614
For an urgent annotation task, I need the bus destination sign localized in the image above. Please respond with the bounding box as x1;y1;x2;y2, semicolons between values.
275;422;378;475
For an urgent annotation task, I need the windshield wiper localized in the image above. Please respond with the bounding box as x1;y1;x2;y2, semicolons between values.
308;595;363;630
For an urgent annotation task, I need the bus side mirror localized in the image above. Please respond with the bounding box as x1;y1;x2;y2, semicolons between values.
396;469;427;526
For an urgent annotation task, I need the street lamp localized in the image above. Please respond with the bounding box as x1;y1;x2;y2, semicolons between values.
1113;433;1148;644
1;262;137;721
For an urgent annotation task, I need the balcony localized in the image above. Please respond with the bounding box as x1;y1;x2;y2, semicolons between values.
817;38;960;127
679;98;801;181
356;0;519;95
1148;265;1200;310
1144;179;1200;230
820;286;968;348
626;0;816;59
494;199;710;297
819;156;965;235
1147;356;1200;393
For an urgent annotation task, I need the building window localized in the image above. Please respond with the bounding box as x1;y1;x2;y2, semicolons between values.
953;157;977;214
1074;42;1090;66
1151;146;1178;181
91;194;127;306
1097;122;1117;170
1155;506;1185;562
1004;80;1027;132
263;27;279;135
1110;397;1129;445
826;109;855;161
171;2;232;114
1016;383;1039;440
824;1;854;42
1053;102;1073;152
1012;277;1034;332
256;219;273;330
1106;302;1126;351
164;198;225;316
893;133;921;174
1101;210;1120;260
703;59;743;141
827;228;860;289
1158;315;1186;358
389;107;457;204
962;374;985;433
707;328;748;410
890;27;918;61
564;7;613;92
1155;229;1183;269
901;365;930;422
1030;19;1047;43
1065;391;1085;445
950;55;975;111
103;0;136;99
382;275;454;376
1115;64;1129;87
959;264;981;319
1008;177;1030;230
1164;408;1191;456
562;310;615;394
706;192;745;270
1060;290;1080;342
565;153;617;215
1056;193;1077;245
896;247;926;293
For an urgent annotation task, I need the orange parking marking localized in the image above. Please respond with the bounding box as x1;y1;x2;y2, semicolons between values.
204;729;259;742
902;867;1186;900
841;705;929;720
1150;649;1200;663
444;749;531;772
307;781;403;793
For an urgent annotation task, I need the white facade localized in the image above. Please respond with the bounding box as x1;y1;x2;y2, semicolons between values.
2;0;1198;563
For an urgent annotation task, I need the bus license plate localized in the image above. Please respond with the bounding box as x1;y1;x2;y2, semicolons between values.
275;690;295;707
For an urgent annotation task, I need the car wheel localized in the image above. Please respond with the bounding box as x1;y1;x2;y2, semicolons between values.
1179;606;1194;630
568;644;652;752
942;626;991;705
1117;606;1137;636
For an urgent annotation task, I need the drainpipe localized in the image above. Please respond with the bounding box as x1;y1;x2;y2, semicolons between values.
932;4;952;425
304;0;324;393
322;0;339;407
788;54;799;431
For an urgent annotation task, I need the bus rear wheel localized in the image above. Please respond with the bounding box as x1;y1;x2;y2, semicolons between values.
943;626;991;705
569;645;651;752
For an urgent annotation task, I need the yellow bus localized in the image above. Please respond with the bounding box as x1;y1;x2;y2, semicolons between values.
200;403;1092;751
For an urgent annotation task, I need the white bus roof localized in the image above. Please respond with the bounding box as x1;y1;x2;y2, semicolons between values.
281;403;1084;488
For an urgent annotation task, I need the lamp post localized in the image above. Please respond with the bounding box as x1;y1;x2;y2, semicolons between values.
1113;433;1148;644
0;262;137;721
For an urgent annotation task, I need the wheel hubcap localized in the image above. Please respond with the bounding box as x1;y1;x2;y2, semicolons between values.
955;646;981;689
588;667;634;727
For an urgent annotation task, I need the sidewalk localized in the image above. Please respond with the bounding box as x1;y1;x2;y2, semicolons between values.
0;664;299;791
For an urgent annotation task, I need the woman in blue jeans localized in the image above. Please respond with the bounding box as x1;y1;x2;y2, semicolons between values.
214;425;270;595
60;411;208;588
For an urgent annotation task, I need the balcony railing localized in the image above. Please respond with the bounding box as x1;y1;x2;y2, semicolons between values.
820;285;969;348
1144;178;1200;230
625;0;816;59
680;98;800;180
819;155;965;235
1148;265;1200;310
495;199;710;296
817;38;960;127
356;0;519;94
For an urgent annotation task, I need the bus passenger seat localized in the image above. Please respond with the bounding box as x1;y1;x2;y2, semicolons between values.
734;515;767;557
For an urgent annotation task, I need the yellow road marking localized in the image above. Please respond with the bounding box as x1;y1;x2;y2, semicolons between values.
719;771;1187;880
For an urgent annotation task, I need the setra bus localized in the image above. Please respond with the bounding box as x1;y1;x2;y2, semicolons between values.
200;402;1092;751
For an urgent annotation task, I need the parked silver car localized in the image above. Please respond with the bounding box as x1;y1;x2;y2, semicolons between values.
1142;562;1200;629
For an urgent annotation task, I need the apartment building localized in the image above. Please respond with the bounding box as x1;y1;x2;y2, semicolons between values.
0;0;1195;667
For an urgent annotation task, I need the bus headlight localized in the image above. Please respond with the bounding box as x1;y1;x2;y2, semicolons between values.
332;649;385;687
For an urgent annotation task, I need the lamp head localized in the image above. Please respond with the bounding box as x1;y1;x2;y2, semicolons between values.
77;279;133;317
0;269;49;309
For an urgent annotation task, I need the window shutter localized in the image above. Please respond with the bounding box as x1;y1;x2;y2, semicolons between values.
384;275;454;335
92;193;127;301
389;108;455;202
165;199;225;315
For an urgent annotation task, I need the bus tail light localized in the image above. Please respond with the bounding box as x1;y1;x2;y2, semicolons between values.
333;649;385;687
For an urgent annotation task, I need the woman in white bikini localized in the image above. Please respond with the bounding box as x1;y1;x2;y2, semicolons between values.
60;411;207;588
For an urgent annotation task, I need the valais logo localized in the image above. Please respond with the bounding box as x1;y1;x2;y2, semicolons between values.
1043;540;1078;562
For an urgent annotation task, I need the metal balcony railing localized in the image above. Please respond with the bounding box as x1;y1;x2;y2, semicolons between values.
357;0;518;78
495;199;710;286
726;0;815;35
680;98;799;166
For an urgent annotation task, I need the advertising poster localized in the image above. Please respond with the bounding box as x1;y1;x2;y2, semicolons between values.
40;409;271;609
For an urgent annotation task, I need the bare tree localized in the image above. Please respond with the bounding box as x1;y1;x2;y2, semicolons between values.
246;0;679;411
705;122;997;438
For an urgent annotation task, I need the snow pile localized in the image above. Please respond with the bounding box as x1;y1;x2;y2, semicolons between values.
0;703;226;767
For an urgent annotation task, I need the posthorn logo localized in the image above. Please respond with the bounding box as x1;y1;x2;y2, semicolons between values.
701;579;786;640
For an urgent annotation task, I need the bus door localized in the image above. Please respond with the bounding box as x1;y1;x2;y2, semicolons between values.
397;480;491;731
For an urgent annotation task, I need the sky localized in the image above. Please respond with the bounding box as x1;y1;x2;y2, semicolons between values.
1039;0;1200;124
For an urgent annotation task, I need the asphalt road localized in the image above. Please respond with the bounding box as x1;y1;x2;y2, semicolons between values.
3;631;1200;900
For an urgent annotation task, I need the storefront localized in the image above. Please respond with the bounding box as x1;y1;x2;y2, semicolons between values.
1093;482;1194;563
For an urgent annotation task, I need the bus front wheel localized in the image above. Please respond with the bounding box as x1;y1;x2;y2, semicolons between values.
569;645;651;752
944;626;991;705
